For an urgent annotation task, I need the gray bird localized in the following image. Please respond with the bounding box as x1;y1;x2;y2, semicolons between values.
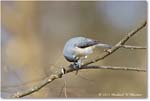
63;37;111;68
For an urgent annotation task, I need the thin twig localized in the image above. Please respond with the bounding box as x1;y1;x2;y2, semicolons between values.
121;45;146;49
81;65;146;72
12;21;147;98
58;82;65;97
64;79;67;98
58;79;68;98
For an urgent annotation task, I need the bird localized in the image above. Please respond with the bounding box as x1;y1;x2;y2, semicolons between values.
63;37;112;69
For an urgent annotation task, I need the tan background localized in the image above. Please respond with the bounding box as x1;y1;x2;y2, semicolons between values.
1;1;147;98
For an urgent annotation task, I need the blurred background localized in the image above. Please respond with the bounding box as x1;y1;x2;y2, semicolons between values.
1;1;147;98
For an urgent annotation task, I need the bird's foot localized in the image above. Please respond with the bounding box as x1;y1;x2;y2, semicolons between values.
71;62;82;75
73;62;81;69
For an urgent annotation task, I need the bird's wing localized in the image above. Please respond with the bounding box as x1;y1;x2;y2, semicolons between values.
77;40;99;48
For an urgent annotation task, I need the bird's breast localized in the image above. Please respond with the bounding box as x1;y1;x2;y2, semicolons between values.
74;47;93;57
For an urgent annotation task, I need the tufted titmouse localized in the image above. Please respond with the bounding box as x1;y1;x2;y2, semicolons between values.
63;37;112;68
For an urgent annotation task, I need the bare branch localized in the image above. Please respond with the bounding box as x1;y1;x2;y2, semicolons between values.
83;21;147;66
121;45;146;49
81;65;146;72
12;64;146;98
12;21;147;98
12;74;63;98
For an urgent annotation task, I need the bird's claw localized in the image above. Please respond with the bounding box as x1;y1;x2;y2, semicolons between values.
73;62;81;69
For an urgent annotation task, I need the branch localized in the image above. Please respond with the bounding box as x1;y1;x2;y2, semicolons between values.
81;65;146;72
12;21;147;98
83;21;147;66
12;65;146;98
12;74;62;98
121;45;146;50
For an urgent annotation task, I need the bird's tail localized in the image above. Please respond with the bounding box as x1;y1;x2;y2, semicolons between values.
95;43;112;49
